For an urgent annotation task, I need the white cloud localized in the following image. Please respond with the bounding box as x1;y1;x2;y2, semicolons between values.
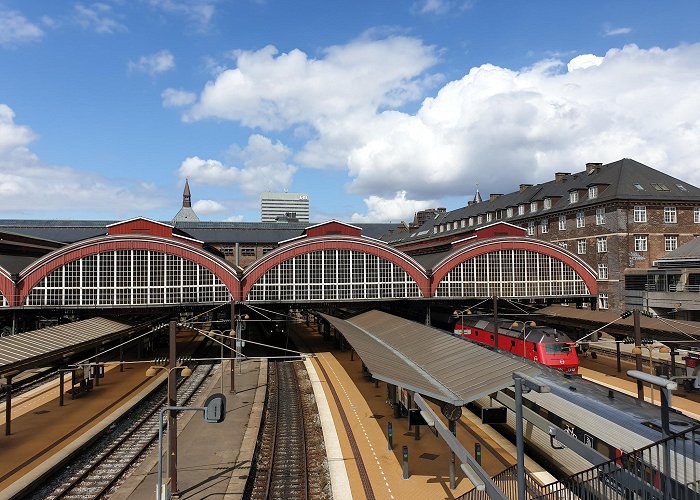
73;3;127;34
411;0;473;15
604;26;632;37
567;54;603;71
129;50;175;75
162;88;197;108
0;103;166;215
185;34;438;130
178;134;297;195
0;9;44;46
193;199;226;214
351;191;436;223
224;214;245;222
183;38;700;219
146;0;216;32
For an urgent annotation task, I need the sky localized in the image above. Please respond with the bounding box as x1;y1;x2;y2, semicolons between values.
1;1;700;224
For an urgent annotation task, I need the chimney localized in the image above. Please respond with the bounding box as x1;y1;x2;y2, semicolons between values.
489;193;502;202
519;184;532;193
586;162;603;174
555;172;570;183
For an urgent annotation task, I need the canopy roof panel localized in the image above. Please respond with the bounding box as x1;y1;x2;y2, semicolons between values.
321;310;540;405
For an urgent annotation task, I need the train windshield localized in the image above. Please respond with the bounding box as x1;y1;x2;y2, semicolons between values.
544;343;572;354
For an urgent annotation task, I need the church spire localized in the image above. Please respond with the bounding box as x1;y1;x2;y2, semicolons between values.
183;178;192;208
473;184;482;204
172;178;200;223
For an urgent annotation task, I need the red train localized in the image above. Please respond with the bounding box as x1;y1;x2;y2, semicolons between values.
453;317;579;373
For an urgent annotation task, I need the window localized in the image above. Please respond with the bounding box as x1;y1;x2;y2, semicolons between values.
665;235;678;252
664;206;677;223
220;246;235;256
576;211;585;228
695;208;700;223
518;204;525;215
527;221;535;236
544;198;552;210
439;224;444;232
677;183;688;192
530;201;537;213
597;237;608;253
477;215;483;224
559;215;566;231
262;247;274;255
652;183;670;191
461;219;466;228
598;293;609;310
469;217;474;226
559;241;568;250
598;264;608;280
241;247;255;257
634;235;648;252
486;212;493;222
569;191;579;204
433;226;438;234
577;239;586;254
595;208;606;225
540;219;549;233
633;183;644;191
507;207;513;218
634;206;647;222
588;186;598;199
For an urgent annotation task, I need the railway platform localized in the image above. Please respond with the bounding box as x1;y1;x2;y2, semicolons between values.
112;357;266;500
290;322;555;499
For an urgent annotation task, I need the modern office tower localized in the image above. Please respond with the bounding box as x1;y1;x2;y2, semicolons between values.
261;192;310;223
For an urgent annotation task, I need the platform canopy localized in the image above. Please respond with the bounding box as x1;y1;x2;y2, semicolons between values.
0;317;137;377
320;310;540;406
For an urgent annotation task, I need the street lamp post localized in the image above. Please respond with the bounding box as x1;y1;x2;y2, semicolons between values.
146;363;192;499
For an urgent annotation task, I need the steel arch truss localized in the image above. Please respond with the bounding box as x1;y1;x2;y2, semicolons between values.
431;238;598;299
242;236;430;302
17;235;240;307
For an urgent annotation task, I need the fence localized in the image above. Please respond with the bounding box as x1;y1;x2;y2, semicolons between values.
460;424;700;499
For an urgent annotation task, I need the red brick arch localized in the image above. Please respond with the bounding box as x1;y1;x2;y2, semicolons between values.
430;237;598;297
0;266;13;307
241;236;430;299
17;234;241;306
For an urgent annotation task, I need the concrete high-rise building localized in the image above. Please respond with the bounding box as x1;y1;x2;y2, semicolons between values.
261;192;309;223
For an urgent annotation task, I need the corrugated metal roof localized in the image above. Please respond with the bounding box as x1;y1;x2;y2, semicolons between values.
322;310;540;405
0;317;132;374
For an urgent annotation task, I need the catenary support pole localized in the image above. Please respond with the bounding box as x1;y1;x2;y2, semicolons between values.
168;320;178;496
633;309;644;400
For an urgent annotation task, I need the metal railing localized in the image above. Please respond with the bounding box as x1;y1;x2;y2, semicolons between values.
458;465;549;500
535;423;700;500
645;283;700;293
460;424;700;499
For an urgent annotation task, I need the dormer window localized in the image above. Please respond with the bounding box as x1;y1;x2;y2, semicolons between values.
518;204;525;215
469;217;474;226
461;219;466;228
569;191;579;204
486;212;493;222
440;224;444;232
477;215;483;224
588;186;598;199
530;201;537;213
543;198;552;210
506;207;513;218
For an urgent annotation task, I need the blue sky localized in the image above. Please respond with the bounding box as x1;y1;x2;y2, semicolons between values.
1;1;699;223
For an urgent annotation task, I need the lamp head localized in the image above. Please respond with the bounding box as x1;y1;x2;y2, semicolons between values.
181;366;192;377
146;366;158;377
631;346;642;355
659;346;671;354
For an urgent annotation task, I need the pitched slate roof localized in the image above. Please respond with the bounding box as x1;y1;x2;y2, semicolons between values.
391;158;700;246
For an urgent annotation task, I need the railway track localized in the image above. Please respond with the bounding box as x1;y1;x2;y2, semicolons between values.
36;363;214;500
249;360;330;500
